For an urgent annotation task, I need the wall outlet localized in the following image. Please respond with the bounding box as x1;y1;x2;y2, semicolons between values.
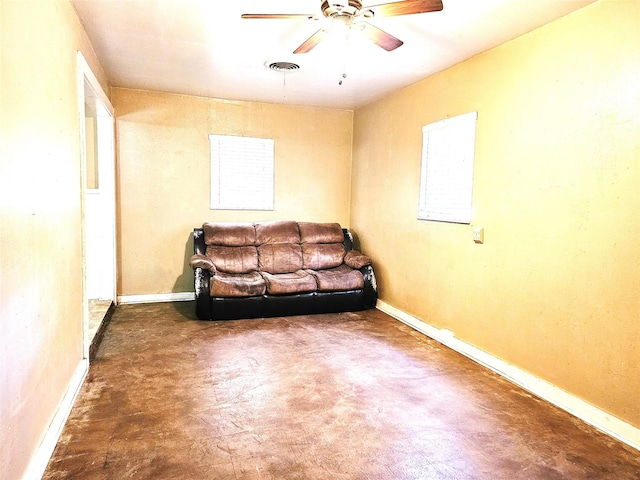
473;227;484;244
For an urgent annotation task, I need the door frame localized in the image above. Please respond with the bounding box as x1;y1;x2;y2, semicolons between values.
77;52;116;360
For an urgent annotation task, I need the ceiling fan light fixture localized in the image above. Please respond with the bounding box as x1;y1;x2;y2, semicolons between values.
245;0;444;54
321;0;363;19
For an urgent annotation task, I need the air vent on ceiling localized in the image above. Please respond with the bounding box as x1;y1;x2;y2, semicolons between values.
267;61;300;72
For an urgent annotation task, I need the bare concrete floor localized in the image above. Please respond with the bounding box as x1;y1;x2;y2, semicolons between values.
44;302;640;479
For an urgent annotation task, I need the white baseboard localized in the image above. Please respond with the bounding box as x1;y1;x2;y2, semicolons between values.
118;292;195;304
376;300;640;452
24;359;89;480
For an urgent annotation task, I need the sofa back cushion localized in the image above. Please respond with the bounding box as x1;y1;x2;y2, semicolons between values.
255;221;300;245
258;244;303;274
299;222;344;244
205;245;259;274
203;222;256;247
302;243;345;270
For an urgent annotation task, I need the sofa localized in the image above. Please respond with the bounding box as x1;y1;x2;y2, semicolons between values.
190;220;377;320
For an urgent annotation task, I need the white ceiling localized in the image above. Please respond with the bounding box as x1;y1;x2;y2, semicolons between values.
71;0;597;110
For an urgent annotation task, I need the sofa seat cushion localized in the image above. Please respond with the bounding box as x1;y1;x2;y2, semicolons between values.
206;245;259;274
258;243;303;274
261;270;317;295
306;264;364;292
209;271;266;298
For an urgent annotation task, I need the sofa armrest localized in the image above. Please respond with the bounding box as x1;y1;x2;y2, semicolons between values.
190;254;217;274
344;250;372;269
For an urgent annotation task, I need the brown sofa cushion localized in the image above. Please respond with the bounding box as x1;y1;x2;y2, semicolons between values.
255;220;300;245
209;271;266;298
344;250;372;269
307;265;364;292
301;243;345;270
258;244;303;274
205;246;258;274
203;222;256;246
261;270;317;295
298;222;344;244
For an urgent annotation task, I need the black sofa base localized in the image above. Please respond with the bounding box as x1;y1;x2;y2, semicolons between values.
196;289;375;321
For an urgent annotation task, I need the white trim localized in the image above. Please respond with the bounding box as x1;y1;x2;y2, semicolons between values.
76;52;114;115
118;292;196;304
77;51;117;361
376;300;640;452
77;52;90;361
23;360;89;480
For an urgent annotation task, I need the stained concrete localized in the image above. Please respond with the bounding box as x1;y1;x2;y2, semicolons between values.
44;302;640;479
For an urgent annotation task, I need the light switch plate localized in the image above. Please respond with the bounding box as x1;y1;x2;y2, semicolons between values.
473;227;484;244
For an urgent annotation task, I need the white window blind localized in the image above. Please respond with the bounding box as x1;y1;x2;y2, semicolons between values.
418;112;477;224
209;134;274;210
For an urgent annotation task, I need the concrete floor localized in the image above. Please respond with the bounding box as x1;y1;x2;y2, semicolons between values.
44;302;640;479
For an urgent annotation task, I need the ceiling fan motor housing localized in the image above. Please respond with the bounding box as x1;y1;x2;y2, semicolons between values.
321;0;363;19
243;0;443;55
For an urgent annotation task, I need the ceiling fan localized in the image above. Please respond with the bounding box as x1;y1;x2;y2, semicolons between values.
242;0;444;54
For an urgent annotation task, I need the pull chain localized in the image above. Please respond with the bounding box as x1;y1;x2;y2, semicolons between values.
338;25;350;85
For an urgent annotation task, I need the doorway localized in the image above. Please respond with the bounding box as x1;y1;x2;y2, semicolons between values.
78;53;116;360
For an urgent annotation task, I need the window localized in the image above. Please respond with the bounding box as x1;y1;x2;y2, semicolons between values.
418;111;477;224
209;134;274;210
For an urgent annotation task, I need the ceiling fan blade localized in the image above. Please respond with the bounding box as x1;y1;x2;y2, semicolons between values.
361;22;403;51
241;14;317;20
293;28;327;54
366;0;443;18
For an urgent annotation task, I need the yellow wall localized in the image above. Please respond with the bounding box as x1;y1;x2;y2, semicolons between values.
113;88;353;296
0;1;110;478
351;0;640;427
